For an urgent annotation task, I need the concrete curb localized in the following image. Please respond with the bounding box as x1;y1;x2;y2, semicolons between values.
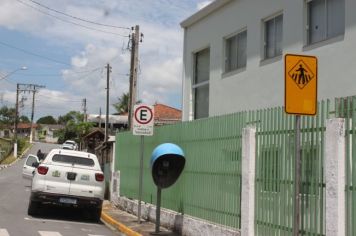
101;211;142;236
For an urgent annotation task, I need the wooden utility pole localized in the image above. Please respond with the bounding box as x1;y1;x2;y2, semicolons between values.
83;98;87;122
14;84;19;157
14;83;45;153
99;107;102;128
105;64;112;142
128;25;140;130
29;85;45;143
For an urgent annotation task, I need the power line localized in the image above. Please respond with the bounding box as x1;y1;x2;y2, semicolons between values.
0;40;71;66
27;0;130;30
15;0;129;37
36;94;82;102
16;67;102;76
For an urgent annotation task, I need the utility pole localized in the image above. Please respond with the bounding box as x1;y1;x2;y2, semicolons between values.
105;64;112;142
29;85;45;143
14;84;19;157
14;83;45;155
99;107;102;128
82;98;87;122
128;25;140;130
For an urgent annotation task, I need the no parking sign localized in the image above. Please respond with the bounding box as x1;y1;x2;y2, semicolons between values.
133;104;154;136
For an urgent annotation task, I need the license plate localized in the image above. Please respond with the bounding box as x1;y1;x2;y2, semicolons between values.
59;197;77;204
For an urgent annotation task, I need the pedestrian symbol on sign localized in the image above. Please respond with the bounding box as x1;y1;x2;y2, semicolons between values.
288;60;315;89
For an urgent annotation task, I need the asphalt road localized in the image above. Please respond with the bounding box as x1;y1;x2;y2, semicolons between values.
0;142;122;236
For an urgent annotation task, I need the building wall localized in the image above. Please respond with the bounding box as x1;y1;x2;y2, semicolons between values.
182;0;356;120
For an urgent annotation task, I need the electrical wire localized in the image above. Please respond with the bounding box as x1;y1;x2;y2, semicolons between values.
15;0;129;37
0;40;71;66
36;94;82;102
16;67;102;77
26;0;130;30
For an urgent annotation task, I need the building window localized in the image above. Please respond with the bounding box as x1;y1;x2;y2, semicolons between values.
307;0;345;45
193;48;210;119
264;14;283;59
225;30;247;72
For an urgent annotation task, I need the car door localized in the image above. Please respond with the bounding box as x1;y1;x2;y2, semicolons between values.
22;154;39;179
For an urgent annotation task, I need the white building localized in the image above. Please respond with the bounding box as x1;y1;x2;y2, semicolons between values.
181;0;355;121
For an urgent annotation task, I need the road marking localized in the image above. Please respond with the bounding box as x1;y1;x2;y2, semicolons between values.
38;232;62;236
24;217;100;226
0;229;9;236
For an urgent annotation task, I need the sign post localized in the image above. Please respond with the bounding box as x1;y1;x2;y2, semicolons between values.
285;54;317;236
133;104;154;223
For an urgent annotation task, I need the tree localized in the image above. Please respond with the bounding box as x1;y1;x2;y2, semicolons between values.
37;115;57;124
0;106;15;125
57;120;94;144
113;92;142;115
56;111;93;144
113;93;129;115
58;111;83;125
19;115;30;123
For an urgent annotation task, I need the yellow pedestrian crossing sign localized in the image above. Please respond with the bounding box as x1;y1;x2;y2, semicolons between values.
285;54;317;115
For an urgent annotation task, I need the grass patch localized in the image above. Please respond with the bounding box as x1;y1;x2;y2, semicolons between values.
0;155;17;165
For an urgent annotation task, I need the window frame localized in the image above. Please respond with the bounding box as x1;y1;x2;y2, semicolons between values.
262;12;284;60
305;0;345;46
192;47;210;120
224;28;247;74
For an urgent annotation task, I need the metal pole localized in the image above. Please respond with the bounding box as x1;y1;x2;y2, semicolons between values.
155;187;162;233
138;135;144;223
293;115;301;236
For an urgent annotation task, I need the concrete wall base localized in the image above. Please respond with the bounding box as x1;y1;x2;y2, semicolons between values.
113;196;240;236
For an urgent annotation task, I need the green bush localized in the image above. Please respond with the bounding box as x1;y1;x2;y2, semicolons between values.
17;137;29;155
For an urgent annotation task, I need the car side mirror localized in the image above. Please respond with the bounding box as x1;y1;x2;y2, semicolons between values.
32;162;39;168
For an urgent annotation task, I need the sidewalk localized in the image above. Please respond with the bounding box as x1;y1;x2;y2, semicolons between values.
101;201;180;236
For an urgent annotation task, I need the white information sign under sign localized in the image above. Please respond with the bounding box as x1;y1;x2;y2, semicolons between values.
133;104;154;136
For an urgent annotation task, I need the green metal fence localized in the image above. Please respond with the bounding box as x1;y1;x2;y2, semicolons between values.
116;112;253;229
255;101;330;236
335;96;356;236
115;98;352;233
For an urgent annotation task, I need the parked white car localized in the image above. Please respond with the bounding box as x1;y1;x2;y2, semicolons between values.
61;140;78;150
27;149;105;221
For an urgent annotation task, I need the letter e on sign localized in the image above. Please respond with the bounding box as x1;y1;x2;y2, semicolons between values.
133;104;154;136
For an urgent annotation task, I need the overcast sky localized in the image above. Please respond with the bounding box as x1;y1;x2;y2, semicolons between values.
0;0;213;121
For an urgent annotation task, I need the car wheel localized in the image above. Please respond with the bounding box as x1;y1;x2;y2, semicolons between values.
92;207;102;222
27;200;40;216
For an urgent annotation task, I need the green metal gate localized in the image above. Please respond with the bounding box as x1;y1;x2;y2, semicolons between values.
336;96;356;236
255;102;330;235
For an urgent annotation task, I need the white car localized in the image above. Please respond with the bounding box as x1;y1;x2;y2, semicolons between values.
27;149;105;221
61;140;78;150
22;154;40;179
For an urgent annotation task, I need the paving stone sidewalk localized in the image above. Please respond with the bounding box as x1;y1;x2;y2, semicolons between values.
101;201;180;236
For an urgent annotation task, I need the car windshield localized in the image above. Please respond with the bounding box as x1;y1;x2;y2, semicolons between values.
52;154;94;166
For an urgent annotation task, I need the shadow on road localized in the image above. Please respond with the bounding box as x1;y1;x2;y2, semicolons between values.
28;204;104;224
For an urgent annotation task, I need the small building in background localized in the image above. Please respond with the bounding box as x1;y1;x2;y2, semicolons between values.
81;128;105;154
38;124;64;143
153;103;182;126
17;123;39;138
87;114;128;134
